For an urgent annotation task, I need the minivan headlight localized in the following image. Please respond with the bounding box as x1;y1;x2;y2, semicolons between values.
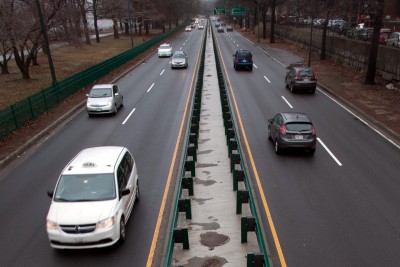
46;219;60;230
106;100;112;107
97;217;115;229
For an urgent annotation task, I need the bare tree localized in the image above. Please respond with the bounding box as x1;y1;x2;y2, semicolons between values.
0;0;13;74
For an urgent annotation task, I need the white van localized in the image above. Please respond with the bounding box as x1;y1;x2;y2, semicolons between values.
46;146;139;249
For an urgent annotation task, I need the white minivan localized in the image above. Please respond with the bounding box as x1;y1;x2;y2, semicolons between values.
46;146;139;249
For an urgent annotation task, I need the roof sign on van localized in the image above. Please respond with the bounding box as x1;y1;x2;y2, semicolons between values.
83;162;97;167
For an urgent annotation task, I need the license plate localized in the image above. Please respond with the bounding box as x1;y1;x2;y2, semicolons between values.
74;237;83;243
96;108;102;111
304;78;309;81
242;60;247;62
295;135;303;140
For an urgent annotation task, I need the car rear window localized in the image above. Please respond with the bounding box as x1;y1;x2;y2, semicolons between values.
285;122;313;131
90;88;112;97
238;51;251;58
160;45;170;49
298;69;314;77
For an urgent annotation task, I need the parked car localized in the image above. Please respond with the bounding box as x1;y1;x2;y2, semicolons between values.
158;43;173;57
171;50;188;69
285;66;317;93
217;26;224;33
233;49;253;71
357;27;374;41
46;146;140;249
268;112;316;155
86;84;123;116
386;32;400;48
379;28;392;44
226;25;233;32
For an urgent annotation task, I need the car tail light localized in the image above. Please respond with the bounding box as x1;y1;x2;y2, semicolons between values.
279;125;286;135
250;56;253;62
294;71;300;80
311;127;316;135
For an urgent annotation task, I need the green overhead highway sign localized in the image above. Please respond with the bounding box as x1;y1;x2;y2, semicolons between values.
214;7;225;15
231;7;245;16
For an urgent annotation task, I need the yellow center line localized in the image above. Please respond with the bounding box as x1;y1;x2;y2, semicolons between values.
146;33;203;267
214;34;287;266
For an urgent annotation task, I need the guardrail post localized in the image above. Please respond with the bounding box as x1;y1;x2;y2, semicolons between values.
241;216;256;243
226;128;235;145
173;228;189;250
187;144;197;162
178;198;192;219
185;156;195;177
228;138;237;158
247;253;264;267
236;190;249;214
182;177;194;196
233;169;245;191
230;151;241;172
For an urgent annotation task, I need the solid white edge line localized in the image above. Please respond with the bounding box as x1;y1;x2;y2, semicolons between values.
160;69;165;75
264;75;271;83
122;108;136;125
318;89;400;150
147;83;155;93
317;138;343;166
281;96;293;109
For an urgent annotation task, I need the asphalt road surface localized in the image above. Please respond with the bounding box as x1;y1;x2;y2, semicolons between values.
213;28;400;266
0;27;205;266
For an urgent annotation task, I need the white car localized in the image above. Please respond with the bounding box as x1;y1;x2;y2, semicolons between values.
86;84;123;116
46;146;139;249
185;26;192;32
198;25;204;30
158;43;173;57
386;32;400;48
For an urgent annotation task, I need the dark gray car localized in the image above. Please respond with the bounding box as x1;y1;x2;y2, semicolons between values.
285;66;317;93
171;51;188;69
268;112;316;155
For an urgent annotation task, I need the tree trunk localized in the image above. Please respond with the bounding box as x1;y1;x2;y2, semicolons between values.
365;0;384;85
262;8;267;39
93;11;100;43
13;46;31;79
320;14;329;60
113;18;119;39
0;52;10;74
124;22;129;35
79;0;91;45
270;1;276;44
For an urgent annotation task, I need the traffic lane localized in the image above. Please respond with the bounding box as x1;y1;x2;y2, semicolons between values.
0;35;202;266
217;30;400;263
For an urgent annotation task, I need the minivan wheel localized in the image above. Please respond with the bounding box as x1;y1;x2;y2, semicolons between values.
113;104;118;114
309;148;316;155
267;128;272;140
135;181;140;202
290;84;295;93
119;218;126;243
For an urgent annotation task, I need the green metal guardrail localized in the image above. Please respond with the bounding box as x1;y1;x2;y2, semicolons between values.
164;21;270;267
0;23;187;142
211;25;270;267
163;21;207;267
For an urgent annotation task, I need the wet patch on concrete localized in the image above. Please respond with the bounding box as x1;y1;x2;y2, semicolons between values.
200;129;210;133
206;74;212;77
186;256;228;267
202;171;211;175
194;177;216;186
201;114;210;117
190;222;220;230
200;122;209;125
197;163;219;168
208;216;218;221
198;150;213;155
198;138;210;144
192;197;213;205
200;232;230;250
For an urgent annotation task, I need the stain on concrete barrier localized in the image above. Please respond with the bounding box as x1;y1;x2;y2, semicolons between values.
187;256;228;267
196;163;218;168
192;197;213;205
200;232;230;250
198;150;213;155
194;178;216;186
190;222;220;230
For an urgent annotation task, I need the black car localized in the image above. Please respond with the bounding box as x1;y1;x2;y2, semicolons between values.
285;66;317;93
233;49;253;71
268;112;316;155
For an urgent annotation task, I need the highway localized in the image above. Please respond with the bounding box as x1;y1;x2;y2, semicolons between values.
1;21;400;267
213;26;400;266
0;27;205;266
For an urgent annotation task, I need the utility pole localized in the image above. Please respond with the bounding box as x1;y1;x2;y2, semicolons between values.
35;0;57;85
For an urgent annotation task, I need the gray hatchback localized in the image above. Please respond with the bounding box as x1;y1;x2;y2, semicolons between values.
285;66;317;93
268;112;316;155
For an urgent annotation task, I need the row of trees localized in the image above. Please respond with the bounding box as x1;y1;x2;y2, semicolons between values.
215;0;386;84
0;0;196;80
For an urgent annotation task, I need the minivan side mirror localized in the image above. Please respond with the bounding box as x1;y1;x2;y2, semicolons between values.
47;190;54;198
268;119;273;123
121;188;130;197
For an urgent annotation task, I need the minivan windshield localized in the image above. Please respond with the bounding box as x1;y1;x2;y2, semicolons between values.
89;88;112;98
54;174;116;202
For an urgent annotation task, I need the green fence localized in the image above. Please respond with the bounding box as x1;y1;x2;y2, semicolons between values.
0;23;186;142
